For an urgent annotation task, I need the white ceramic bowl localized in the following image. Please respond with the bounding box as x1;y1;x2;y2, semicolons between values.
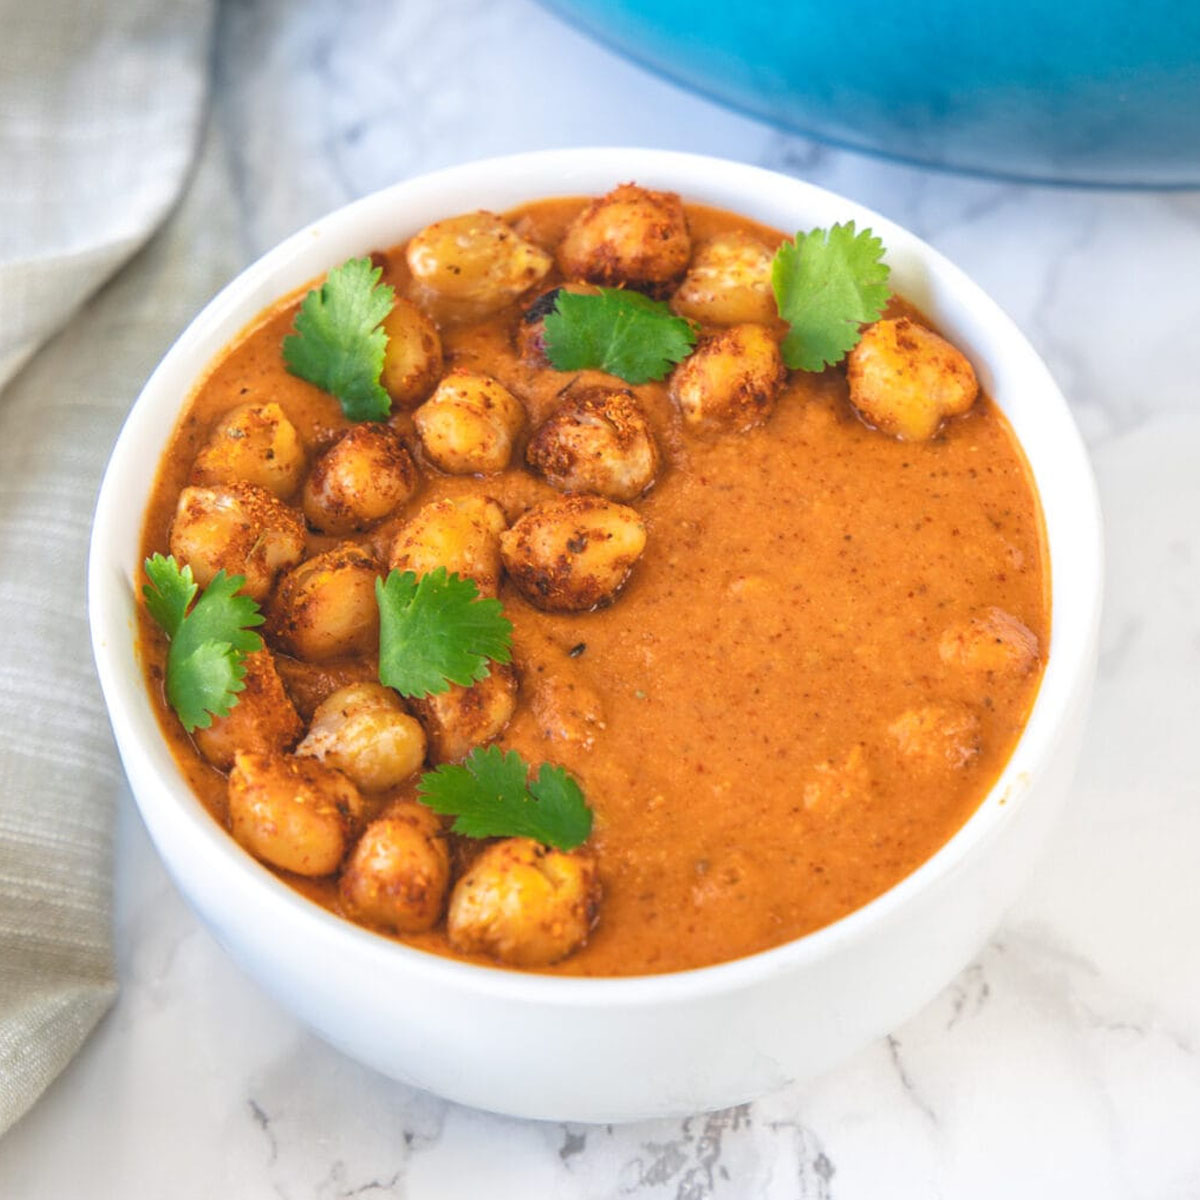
88;148;1102;1123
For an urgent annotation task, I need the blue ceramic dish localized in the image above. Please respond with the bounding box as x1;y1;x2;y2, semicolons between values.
544;0;1200;186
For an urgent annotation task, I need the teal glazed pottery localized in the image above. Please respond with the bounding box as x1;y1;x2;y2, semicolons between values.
544;0;1200;185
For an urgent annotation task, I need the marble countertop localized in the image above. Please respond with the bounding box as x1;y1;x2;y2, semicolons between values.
4;0;1200;1194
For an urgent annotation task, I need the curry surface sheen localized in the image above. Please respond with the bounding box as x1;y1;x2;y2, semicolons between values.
140;198;1048;975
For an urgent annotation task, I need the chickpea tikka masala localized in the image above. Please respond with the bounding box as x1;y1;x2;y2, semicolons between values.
139;184;1048;975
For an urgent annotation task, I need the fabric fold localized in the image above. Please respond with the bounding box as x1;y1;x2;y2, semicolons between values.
0;0;215;1135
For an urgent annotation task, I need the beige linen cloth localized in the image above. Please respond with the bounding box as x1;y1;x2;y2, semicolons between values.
0;0;215;1134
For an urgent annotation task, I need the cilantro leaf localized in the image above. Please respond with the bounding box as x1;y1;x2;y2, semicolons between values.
771;222;891;372
167;639;249;733
376;567;513;699
143;552;196;639
282;256;395;421
171;570;265;661
543;287;697;384
142;556;265;732
417;746;593;850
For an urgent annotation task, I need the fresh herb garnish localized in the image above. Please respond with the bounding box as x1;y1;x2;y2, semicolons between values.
543;287;697;384
142;554;264;732
771;222;891;372
417;746;593;850
282;256;395;421
376;567;513;699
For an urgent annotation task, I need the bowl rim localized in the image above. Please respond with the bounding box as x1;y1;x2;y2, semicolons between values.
88;146;1103;1006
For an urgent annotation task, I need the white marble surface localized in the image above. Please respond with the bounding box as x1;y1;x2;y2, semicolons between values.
5;0;1200;1194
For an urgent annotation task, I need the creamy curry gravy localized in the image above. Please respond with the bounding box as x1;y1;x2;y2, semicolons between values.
140;198;1048;975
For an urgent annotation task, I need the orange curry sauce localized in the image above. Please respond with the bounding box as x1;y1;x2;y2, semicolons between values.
139;198;1049;975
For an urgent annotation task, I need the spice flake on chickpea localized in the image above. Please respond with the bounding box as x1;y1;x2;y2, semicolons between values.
139;182;1047;975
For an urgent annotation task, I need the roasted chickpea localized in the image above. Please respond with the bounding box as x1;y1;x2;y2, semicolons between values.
406;211;552;319
847;316;979;441
339;805;450;934
525;384;659;500
670;231;777;326
939;607;1039;675
557;184;690;290
296;682;426;791
228;751;363;877
669;323;786;435
302;424;419;535
269;543;380;661
193;648;303;771
380;297;443;408
447;837;599;967
168;482;306;603
388;495;507;598
411;664;517;763
887;702;981;772
500;494;646;613
413;370;525;475
190;402;307;499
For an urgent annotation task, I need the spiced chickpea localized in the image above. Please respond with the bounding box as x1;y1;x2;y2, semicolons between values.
228;751;364;877
406;211;552;319
669;323;786;435
339;805;450;935
847;317;978;441
447;837;599;967
302;424;419;535
380;297;443;409
525;384;659;501
500;495;646;613
168;482;305;603
411;664;518;764
413;371;525;475
557;183;690;290
190;402;307;500
269;543;380;661
671;231;777;327
296;682;427;792
388;495;507;598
